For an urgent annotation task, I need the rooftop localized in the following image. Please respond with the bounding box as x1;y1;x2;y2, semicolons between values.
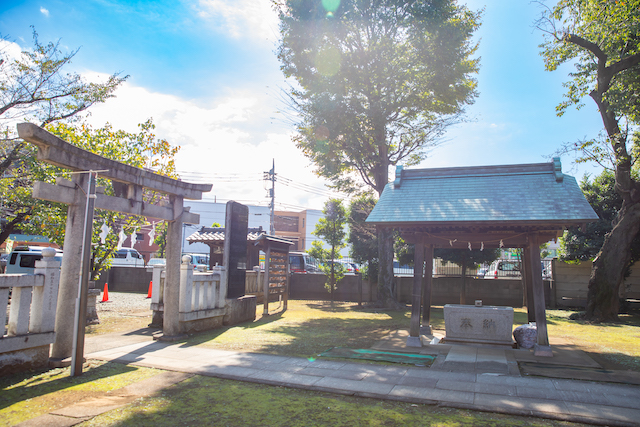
366;159;598;227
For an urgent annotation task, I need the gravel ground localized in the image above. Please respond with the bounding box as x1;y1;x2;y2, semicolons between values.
96;291;152;317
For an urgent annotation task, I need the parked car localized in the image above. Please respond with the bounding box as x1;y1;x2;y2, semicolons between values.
484;260;521;279
289;252;320;273
183;253;209;270
147;258;166;267
6;246;63;274
110;248;145;267
0;253;9;273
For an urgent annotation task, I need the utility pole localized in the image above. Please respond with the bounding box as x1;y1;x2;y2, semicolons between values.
264;159;276;235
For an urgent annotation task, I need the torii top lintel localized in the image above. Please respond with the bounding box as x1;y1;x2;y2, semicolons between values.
366;158;599;248
17;123;211;200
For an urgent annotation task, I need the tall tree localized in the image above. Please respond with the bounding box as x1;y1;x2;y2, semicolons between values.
539;0;640;321
560;170;640;270
308;199;347;303
275;0;480;307
347;193;378;280
0;29;126;243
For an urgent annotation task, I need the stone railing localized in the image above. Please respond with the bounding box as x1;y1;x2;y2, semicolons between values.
179;256;226;323
0;249;60;371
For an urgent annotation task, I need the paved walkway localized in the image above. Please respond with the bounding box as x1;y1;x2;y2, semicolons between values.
80;334;640;427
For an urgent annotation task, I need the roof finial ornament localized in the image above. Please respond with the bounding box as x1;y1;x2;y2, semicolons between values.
393;165;404;188
468;242;472;251
499;239;504;248
553;157;563;183
481;242;484;251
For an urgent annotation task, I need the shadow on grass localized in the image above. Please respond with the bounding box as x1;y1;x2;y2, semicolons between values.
0;361;138;411
176;302;442;357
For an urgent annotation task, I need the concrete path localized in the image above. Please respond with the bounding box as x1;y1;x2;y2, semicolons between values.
85;339;640;427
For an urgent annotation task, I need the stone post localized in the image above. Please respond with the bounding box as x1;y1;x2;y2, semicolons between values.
160;195;185;341
50;174;86;364
30;248;61;333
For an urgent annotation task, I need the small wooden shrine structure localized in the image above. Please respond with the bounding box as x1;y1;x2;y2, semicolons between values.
254;234;294;315
186;226;266;269
366;159;598;355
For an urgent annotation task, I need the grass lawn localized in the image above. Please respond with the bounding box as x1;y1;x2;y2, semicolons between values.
2;363;586;427
3;299;636;426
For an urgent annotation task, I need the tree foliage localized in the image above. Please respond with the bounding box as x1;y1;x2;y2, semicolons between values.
308;199;347;302
275;0;480;307
539;0;640;321
0;29;127;243
276;0;480;194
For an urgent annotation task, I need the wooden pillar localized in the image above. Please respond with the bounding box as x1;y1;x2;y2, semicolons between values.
263;246;271;315
50;174;87;363
422;244;433;334
407;241;424;347
522;245;536;322
161;195;185;340
527;234;552;356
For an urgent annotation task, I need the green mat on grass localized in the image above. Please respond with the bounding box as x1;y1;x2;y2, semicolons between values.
318;347;436;366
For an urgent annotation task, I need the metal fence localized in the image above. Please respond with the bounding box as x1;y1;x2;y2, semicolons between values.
342;257;553;279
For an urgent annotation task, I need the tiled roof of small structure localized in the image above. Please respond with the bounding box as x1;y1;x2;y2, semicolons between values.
186;226;266;243
366;159;598;225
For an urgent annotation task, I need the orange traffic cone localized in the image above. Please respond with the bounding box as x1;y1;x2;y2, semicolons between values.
101;283;109;302
146;281;152;299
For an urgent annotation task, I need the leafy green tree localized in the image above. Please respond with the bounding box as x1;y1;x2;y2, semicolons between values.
0;29;127;243
275;0;481;308
347;194;378;280
308;199;347;302
539;0;640;321
20;120;179;279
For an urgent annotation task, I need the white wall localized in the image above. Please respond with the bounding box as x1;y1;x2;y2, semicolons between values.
304;208;351;257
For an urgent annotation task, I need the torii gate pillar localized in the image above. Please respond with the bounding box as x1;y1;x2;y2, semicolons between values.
161;195;184;339
50;173;89;361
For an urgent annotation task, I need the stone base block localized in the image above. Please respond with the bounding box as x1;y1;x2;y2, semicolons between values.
179;315;224;335
223;295;257;326
444;304;514;345
0;345;50;376
406;336;422;348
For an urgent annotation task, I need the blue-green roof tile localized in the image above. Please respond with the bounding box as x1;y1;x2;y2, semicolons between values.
367;160;598;225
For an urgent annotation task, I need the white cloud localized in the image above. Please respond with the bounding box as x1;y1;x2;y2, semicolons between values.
40;7;49;17
84;77;337;210
195;0;279;43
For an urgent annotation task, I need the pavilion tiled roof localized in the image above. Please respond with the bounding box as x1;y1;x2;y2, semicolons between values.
366;159;598;226
186;226;266;243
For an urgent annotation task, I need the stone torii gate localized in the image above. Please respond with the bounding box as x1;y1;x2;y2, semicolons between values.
17;123;212;366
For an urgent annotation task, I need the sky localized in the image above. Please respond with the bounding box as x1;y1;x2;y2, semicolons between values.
0;0;606;212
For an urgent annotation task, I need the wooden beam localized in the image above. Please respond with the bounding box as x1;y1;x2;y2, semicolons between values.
527;234;552;356
408;240;424;347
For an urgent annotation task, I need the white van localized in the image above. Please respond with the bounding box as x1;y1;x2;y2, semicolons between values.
6;246;63;274
110;248;145;267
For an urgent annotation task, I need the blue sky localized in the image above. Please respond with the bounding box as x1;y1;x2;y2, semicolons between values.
0;0;605;210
